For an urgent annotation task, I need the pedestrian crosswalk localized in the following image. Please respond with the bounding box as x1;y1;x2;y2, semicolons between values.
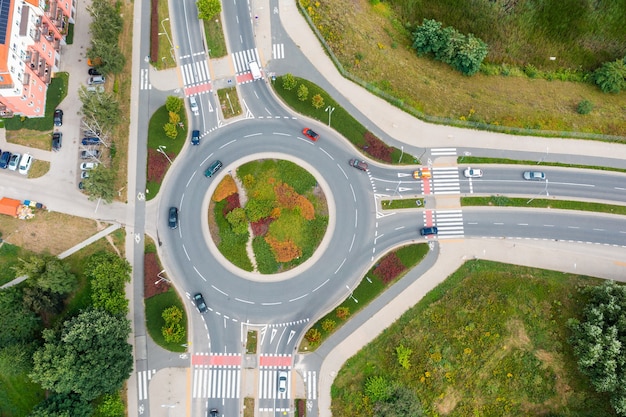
140;68;151;90
424;209;465;238
181;60;211;88
431;166;460;194
431;147;457;157
272;43;285;59
305;370;317;400
232;48;261;74
259;369;291;399
193;367;241;399
137;369;156;401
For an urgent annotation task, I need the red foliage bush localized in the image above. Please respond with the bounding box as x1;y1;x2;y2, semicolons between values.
150;0;158;62
222;193;241;215
364;131;393;162
372;252;406;284
144;252;170;298
147;148;173;183
296;399;305;417
251;217;273;236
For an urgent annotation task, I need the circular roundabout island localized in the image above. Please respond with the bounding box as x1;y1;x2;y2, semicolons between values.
207;159;329;275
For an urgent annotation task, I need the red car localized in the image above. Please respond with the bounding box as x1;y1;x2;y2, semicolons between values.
302;128;319;142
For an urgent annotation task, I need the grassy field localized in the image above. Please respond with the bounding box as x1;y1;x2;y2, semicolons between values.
5;129;52;150
217;87;242;118
331;260;615;417
381;198;424;209
145;288;187;353
300;0;626;137
204;17;228;59
154;0;176;70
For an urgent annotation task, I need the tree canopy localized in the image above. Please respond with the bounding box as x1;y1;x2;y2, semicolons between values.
82;165;117;203
197;0;222;20
14;255;77;295
30;309;133;401
86;252;131;314
594;59;626;93
0;287;40;348
568;280;626;416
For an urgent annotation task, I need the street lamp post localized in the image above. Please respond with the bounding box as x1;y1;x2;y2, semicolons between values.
157;145;173;165
345;285;358;303
325;106;335;127
399;146;404;163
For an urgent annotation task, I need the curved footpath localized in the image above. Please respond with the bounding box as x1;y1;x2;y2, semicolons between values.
274;2;626;417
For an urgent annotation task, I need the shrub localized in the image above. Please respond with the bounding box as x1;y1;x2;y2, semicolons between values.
297;84;309;101
265;235;302;263
213;175;238;202
144;252;169;298
226;208;248;235
168;111;180;125
321;319;336;332
305;328;322;346
161;306;185;343
282;73;297;90
296;195;315;220
223;193;241;214
524;64;539;78
594;59;626;93
251;217;273;236
311;93;325;109
577;99;594;115
336;306;350;320
163;123;177;139
165;96;183;113
372;253;405;284
275;182;300;209
364;375;391;403
364;131;393;162
396;344;412;369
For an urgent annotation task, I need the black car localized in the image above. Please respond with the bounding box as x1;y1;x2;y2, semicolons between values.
52;132;62;151
420;226;438;236
80;150;101;159
82;137;101;145
53;109;63;126
208;408;218;417
0;151;11;169
193;293;208;313
168;206;179;229
88;68;101;76
191;130;200;145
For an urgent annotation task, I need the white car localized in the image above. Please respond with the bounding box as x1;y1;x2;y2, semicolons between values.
277;371;288;393
8;153;20;171
18;153;33;175
189;96;198;113
80;162;99;170
463;167;483;178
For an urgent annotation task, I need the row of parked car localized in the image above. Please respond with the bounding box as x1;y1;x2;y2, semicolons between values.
0;149;33;175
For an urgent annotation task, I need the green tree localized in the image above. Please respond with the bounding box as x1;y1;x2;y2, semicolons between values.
412;19;445;56
568;280;626;415
94;393;125;417
282;73;297;91
29;392;93;417
452;33;488;76
245;199;275;222
0;343;35;377
169;111;181;125
23;286;63;325
165;96;183;113
226;207;249;234
30;309;133;401
197;0;222;20
164;122;178;139
594;59;626;93
88;40;126;75
304;328;321;346
0;287;40;348
297;84;309;101
321;318;336;332
88;1;123;42
373;384;424;417
86;252;131;315
335;306;350;320
14;255;77;295
79;86;122;130
311;93;325;109
83;166;116;203
161;306;185;343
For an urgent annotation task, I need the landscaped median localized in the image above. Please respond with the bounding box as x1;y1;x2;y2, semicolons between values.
299;243;429;351
272;74;418;164
461;196;626;215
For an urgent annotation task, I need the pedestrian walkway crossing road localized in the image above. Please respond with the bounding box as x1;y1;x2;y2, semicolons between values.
272;43;285;59
140;68;151;90
181;60;210;88
431;166;461;195
424;209;465;238
258;369;291;399
431;147;458;157
305;370;317;400
193;367;241;399
232;48;261;74
137;369;156;401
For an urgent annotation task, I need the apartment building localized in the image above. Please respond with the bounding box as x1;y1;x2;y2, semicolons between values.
0;0;75;118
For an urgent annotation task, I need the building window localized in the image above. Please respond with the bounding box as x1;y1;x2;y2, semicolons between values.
48;51;52;58
38;86;42;91
42;43;46;51
36;107;40;113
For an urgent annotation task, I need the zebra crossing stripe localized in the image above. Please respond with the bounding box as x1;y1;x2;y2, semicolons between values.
431;148;457;156
272;43;284;59
137;369;155;401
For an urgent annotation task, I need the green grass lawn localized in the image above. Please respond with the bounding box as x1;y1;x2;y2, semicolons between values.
0;243;34;286
217;87;242;118
3;73;68;131
462;196;626;216
204;17;228;58
145;288;188;352
331;260;615;417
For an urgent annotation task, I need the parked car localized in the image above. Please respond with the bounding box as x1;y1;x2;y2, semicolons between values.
193;293;208;313
80;171;90;179
18;153;33;175
277;371;288;393
8;153;20;171
523;171;545;181
189;96;198;113
168;206;179;229
53;109;63;126
0;151;11;169
52;132;62;151
80;162;99;170
205;160;223;178
420;226;438;236
88;68;101;76
82;137;101;145
87;75;105;85
209;409;218;417
463;167;483;178
302;128;319;142
78;181;84;190
191;130;200;145
348;158;368;171
80;150;101;159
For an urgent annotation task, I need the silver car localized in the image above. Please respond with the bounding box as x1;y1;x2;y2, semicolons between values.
523;171;545;181
277;370;288;393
